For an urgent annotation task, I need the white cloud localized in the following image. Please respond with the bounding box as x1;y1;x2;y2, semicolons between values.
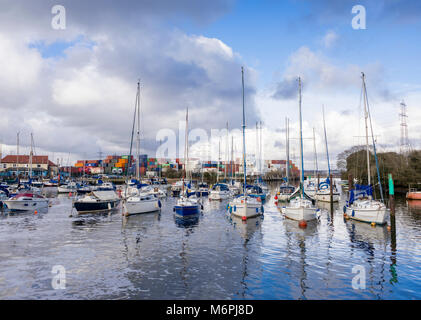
322;30;338;48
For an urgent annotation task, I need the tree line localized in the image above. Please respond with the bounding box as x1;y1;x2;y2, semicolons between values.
337;145;421;193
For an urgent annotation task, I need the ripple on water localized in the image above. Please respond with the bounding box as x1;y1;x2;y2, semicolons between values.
1;187;421;299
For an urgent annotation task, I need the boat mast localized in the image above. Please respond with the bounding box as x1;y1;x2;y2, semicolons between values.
225;122;228;180
298;77;304;199
255;121;258;178
241;67;247;197
313;127;318;178
136;81;141;181
29;132;33;179
16;132;20;178
259;121;263;179
217;139;220;183
363;73;385;203
231;135;234;182
182;107;188;195
286;117;290;183
322;105;330;178
125;81;138;189
362;73;371;186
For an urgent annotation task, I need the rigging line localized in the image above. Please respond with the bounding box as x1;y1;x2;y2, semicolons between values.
363;77;385;203
126;81;139;186
356;80;364;183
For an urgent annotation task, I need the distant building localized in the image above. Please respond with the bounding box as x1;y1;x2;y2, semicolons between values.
0;155;58;177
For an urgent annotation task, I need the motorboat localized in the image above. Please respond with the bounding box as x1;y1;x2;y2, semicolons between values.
58;181;78;193
3;193;49;211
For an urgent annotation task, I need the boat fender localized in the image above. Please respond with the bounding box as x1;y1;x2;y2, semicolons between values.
261;206;264;213
233;205;236;212
173;207;175;212
201;204;204;210
229;206;232;213
343;206;346;213
158;200;162;208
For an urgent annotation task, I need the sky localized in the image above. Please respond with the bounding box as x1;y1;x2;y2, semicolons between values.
0;0;420;171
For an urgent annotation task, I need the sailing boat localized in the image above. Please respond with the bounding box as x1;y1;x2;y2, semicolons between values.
315;106;340;202
344;73;389;225
276;117;296;202
209;138;230;200
303;128;318;199
281;77;320;222
228;67;263;220
123;81;161;216
173;107;201;218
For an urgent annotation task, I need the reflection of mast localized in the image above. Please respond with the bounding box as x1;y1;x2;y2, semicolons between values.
345;221;390;294
179;227;195;291
298;239;308;299
232;216;262;298
389;213;398;284
240;237;250;298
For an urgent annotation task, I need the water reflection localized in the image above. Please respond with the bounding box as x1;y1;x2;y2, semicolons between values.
316;200;340;212
174;214;200;228
230;215;262;298
284;219;318;300
71;209;119;228
2;183;421;299
407;200;421;214
345;219;391;298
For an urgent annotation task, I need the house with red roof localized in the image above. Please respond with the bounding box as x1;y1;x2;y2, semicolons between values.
0;155;58;177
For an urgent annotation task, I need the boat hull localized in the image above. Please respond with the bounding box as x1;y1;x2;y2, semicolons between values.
74;199;120;214
229;202;262;219
3;199;49;211
174;205;200;217
124;199;160;215
57;187;77;193
315;192;340;202
209;191;230;200
407;192;421;200
282;206;319;221
345;206;388;225
277;194;291;201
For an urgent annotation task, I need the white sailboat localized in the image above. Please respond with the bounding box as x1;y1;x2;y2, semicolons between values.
281;77;320;222
173;107;201;218
315;106;340;202
276;117;297;202
123;81;161;216
228;67;263;220
344;73;389;225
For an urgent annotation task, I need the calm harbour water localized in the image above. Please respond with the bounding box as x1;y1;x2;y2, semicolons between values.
1;185;421;300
